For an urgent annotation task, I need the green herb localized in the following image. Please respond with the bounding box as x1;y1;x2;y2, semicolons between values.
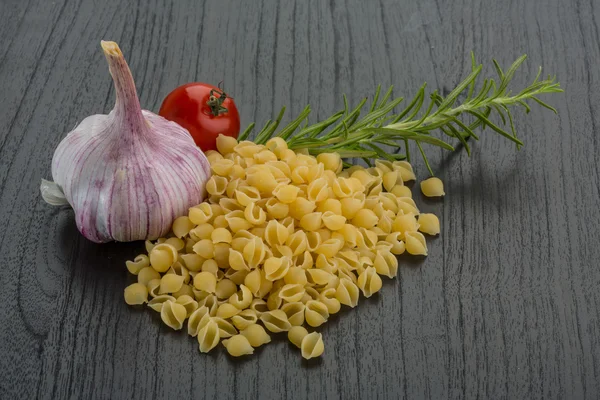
239;53;563;175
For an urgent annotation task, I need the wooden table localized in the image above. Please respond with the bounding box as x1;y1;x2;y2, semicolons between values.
1;0;598;399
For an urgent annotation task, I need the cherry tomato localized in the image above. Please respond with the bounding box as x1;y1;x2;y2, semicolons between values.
159;83;240;152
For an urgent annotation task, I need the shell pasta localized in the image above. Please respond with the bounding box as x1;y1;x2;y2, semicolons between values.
124;135;441;359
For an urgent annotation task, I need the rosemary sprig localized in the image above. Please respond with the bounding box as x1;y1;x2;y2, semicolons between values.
248;53;562;175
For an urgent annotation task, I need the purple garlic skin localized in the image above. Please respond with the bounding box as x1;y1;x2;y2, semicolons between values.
42;41;210;243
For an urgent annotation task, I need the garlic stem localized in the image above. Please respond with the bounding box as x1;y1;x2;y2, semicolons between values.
101;40;146;131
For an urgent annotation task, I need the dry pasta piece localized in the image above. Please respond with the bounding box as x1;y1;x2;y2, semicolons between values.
264;220;290;247
332;177;354;198
126;254;150;275
138;267;161;286
265;136;288;157
190;223;214;241
301;332;325;360
305;300;329;327
272;184;300;204
352;209;378;229
405;231;428;255
200;259;219;274
264;256;291;281
197;294;218;316
288;326;309;349
336;278;359;307
278;303;304;327
393;161;416;181
301;287;321;304
288;197;317;220
374;159;393;173
215;279;238;299
317;152;342;173
197;318;220;353
420;176;445;197
356;228;378;248
147;279;161;298
265;198;289;219
243;237;267;268
279;284;306;303
175;295;199;317
305;231;321;252
224;267;249;286
319;288;342;314
206;175;228;196
234;141;263;157
393;213;419;237
214;243;231;268
315;254;338;274
382;170;402;192
243;269;262;296
244;202;267;225
178;253;202;272
188;306;210;336
377;213;393;234
231;309;259;331
267;288;283;311
295;250;313;270
260;309;292;333
299;212;323;232
373;250;398;278
149;243;178;273
173;283;195;299
211;158;235;176
357;267;383;297
160;300;187;330
228;249;250;271
192;239;215;259
216;303;240;319
391;185;412;198
124;283;148;305
286;230;308;256
250;299;269;315
254;149;278;164
306;268;333;286
221;334;254;357
385;232;406;255
284;267;308;286
216;133;238;154
340;194;365;219
224;210;253;233
291;165;309;184
234;186;261;207
305;178;328;202
189;203;214;225
210;227;232;244
158;274;185;294
229;285;253;309
212;317;238;338
397;197;420;214
148;295;175;312
220;197;245;213
193;271;217;293
314;238;343;258
267;160;292;178
418;213;440;235
247;165;278;195
241;323;272;347
206;150;223;164
321;211;346;231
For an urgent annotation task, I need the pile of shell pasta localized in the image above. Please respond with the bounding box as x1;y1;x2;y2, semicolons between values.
123;134;442;359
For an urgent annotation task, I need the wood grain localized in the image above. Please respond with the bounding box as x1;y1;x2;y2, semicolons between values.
1;0;599;399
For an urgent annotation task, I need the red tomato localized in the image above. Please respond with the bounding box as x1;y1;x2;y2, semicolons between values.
159;83;240;152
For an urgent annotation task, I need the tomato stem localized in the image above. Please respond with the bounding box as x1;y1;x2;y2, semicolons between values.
206;88;229;117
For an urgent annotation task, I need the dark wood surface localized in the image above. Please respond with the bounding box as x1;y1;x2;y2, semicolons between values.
1;0;599;399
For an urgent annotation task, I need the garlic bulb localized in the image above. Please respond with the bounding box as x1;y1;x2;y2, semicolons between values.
41;41;210;243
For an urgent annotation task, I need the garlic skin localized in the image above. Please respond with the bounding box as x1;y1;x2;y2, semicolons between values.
41;41;210;243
